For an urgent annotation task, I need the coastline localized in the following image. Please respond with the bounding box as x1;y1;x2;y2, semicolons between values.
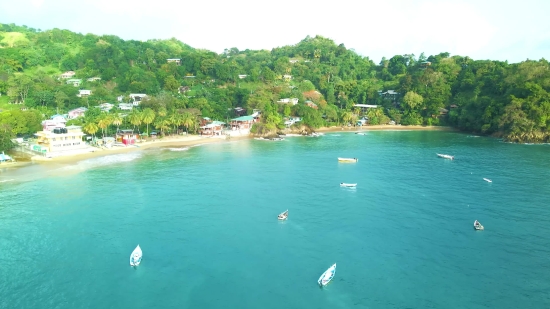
2;125;453;172
315;124;455;133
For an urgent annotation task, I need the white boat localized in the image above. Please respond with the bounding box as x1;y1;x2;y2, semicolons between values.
483;178;492;183
436;153;454;160
278;210;288;220
340;183;357;187
474;220;484;230
355;132;366;135
338;157;358;163
130;245;143;266
318;263;336;286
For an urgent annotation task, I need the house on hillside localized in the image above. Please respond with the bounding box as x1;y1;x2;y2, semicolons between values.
306;101;318;109
167;58;181;65
282;75;292;81
378;90;399;102
66;79;82;87
277;98;299;105
42;115;67;131
234;107;246;117
289;59;299;64
238;74;248;79
77;90;92;97
68;107;88;119
97;103;114;112
129;94;147;105
118;103;133;111
87;77;101;82
61;71;76;79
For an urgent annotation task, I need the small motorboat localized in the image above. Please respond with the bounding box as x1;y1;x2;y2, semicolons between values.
355;132;366;135
436;153;454;160
318;263;336;286
278;210;288;220
338;157;358;163
474;220;484;230
340;183;357;187
483;178;492;183
130;245;143;266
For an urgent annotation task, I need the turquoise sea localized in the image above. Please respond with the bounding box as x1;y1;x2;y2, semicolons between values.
1;131;550;309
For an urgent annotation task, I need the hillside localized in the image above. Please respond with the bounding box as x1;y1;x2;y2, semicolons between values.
0;22;549;152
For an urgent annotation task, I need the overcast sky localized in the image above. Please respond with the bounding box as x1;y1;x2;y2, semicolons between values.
1;0;549;64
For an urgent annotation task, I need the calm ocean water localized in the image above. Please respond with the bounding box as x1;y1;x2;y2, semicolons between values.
1;131;549;309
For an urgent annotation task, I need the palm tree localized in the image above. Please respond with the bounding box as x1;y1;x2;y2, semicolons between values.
168;111;180;135
158;106;167;117
83;122;99;143
97;113;113;140
340;111;353;126
141;108;156;136
111;113;123;134
181;112;195;134
153;117;171;136
127;110;142;133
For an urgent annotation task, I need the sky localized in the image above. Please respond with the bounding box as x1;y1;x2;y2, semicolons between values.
1;0;549;64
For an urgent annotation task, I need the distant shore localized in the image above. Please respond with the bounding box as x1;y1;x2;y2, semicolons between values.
315;124;455;133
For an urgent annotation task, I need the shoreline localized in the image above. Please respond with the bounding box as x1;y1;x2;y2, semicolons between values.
315;125;455;133
2;125;453;172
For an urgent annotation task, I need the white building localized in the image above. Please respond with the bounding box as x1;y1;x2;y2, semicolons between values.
277;98;299;105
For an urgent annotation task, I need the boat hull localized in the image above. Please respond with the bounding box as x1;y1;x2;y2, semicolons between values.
436;153;454;160
318;263;336;286
130;245;143;266
340;183;357;187
338;158;358;163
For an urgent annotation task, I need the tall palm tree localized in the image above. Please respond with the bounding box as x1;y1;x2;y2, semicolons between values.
141;108;156;136
153;117;171;136
128;110;142;133
83;122;99;143
181;112;195;134
97;113;113;140
340;111;353;126
168;111;180;135
111;113;123;134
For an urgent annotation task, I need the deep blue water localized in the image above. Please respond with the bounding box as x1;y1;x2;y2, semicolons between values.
1;131;549;309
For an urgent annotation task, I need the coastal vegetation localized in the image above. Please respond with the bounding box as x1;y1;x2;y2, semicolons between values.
0;22;549;152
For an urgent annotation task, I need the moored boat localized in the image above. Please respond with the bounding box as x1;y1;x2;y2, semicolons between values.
318;263;336;286
436;153;454;160
278;210;288;220
340;183;357;187
483;178;492;183
130;245;142;266
474;220;484;230
338;157;358;163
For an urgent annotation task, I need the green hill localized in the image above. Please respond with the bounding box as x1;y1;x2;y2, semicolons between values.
0;22;549;151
